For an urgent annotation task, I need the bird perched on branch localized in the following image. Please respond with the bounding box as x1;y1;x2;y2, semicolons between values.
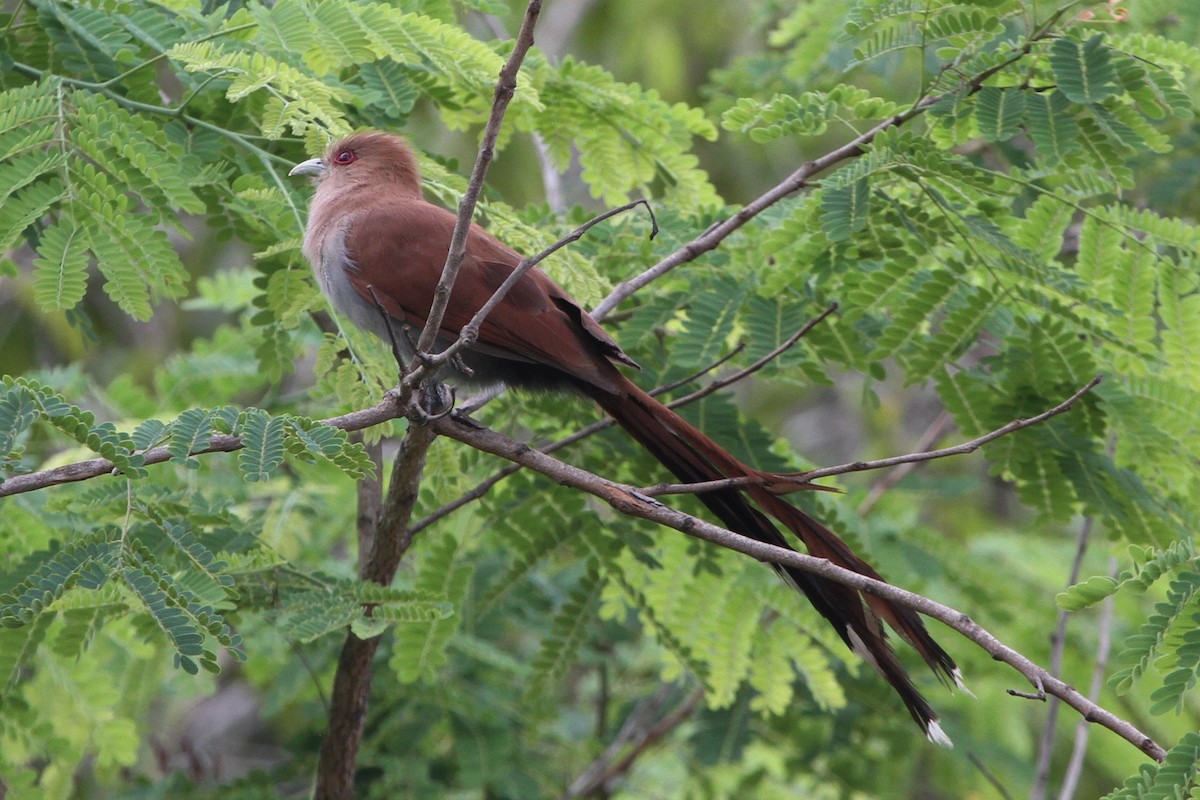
291;131;962;744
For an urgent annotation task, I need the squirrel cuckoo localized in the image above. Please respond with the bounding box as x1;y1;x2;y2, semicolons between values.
292;131;961;744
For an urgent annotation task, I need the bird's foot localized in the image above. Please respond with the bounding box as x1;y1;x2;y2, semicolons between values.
412;380;455;422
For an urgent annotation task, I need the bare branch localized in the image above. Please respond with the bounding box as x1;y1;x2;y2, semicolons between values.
415;0;542;357
433;199;657;368
591;38;1047;322
798;375;1102;482
642;376;1102;497
1031;516;1096;800
561;686;703;799
425;409;1167;762
1057;558;1119;800
0;362;1158;760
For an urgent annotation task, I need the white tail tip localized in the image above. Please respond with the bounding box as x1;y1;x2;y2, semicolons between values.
952;668;976;698
926;720;954;748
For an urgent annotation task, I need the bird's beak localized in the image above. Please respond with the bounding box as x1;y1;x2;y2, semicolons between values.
289;157;327;178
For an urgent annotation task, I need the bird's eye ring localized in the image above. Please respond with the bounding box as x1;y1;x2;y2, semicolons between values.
334;149;357;165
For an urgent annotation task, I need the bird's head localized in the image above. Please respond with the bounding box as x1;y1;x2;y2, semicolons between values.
289;131;422;197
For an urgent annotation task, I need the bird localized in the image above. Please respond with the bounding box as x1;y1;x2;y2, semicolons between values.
291;131;961;744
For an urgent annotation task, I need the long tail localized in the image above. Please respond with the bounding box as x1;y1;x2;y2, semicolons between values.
586;374;960;744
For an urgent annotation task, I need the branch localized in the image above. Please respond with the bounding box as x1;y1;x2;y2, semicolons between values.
590;37;1047;322
415;0;542;357
561;686;703;799
408;306;831;534
0;364;1160;759
1031;516;1096;800
426;409;1167;763
801;376;1102;482
314;422;439;800
641;376;1102;497
0;396;404;498
433;199;657;369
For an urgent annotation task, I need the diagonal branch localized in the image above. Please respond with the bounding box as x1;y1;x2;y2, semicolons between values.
0;368;1161;760
590;35;1049;322
560;686;704;799
641;376;1102;497
414;0;542;358
426;408;1167;763
430;199;657;370
407;305;834;534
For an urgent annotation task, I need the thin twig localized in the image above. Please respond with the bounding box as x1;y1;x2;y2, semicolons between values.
430;199;657;369
1056;557;1119;800
641;376;1102;497
590;37;1050;322
857;410;955;516
561;687;704;799
1032;516;1096;800
415;0;542;357
407;307;831;534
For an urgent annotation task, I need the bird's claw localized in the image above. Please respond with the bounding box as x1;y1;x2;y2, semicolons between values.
413;381;455;422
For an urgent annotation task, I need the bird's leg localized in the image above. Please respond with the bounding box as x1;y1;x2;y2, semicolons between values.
366;285;410;379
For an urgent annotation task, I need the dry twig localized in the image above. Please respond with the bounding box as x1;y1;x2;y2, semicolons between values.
642;376;1102;497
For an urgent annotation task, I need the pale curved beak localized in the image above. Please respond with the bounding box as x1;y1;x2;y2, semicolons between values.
289;157;326;177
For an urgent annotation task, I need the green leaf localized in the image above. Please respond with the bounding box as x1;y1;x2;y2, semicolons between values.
974;87;1024;143
31;218;90;312
389;535;471;683
1025;91;1081;162
1057;575;1119;611
526;562;603;698
820;176;870;241
1050;34;1118;105
237;408;287;482
674;277;746;368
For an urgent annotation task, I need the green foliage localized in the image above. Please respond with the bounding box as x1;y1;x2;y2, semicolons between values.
388;533;472;683
1101;732;1200;800
1050;34;1119;106
721;84;901;142
1;0;1199;797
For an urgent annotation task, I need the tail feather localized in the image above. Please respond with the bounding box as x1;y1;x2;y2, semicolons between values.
586;375;958;743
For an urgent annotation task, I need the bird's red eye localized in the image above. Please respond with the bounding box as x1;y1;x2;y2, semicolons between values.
334;149;357;165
